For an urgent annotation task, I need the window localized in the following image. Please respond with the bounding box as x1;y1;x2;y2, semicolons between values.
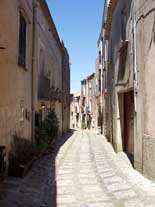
109;38;113;65
118;42;128;81
18;12;26;67
98;69;101;92
99;51;102;64
82;97;85;106
121;8;127;41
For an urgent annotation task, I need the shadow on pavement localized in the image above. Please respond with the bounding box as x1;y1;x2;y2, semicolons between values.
0;129;75;207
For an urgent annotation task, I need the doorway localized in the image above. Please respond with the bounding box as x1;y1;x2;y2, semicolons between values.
123;90;134;165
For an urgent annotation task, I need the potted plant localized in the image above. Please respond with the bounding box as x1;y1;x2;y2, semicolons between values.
8;135;35;177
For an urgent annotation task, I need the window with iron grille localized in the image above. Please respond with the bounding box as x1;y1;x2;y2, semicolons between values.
18;12;26;67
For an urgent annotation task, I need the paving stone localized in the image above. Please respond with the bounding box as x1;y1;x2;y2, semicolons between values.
1;130;155;207
103;176;123;184
57;194;76;204
124;199;145;207
106;182;131;192
82;185;103;193
114;189;136;199
99;171;116;178
79;178;98;185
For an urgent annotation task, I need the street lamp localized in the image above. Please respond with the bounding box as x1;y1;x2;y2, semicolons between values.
41;104;45;109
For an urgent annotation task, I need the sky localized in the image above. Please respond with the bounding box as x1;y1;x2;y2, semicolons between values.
46;0;104;93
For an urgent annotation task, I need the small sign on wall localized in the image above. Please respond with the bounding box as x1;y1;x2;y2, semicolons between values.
25;109;30;121
20;100;25;124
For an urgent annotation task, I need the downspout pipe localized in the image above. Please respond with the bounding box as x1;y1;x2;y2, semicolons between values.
31;1;37;143
133;1;143;172
62;47;64;135
133;1;138;113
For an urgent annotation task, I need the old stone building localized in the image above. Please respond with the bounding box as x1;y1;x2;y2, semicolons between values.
104;0;134;157
100;0;155;180
33;0;65;135
0;0;70;165
95;42;105;134
133;0;155;180
0;0;34;152
62;42;70;134
80;73;96;130
70;91;81;129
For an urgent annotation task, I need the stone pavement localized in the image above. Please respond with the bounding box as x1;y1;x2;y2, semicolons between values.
1;130;155;207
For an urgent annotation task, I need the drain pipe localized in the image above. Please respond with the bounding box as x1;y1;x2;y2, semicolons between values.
133;1;138;113
31;1;37;143
133;1;143;172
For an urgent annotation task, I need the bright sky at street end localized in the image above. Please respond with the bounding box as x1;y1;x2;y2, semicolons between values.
46;0;104;93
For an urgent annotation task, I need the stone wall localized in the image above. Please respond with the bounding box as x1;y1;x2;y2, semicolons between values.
0;0;33;152
135;0;155;179
106;0;133;152
62;45;70;134
33;1;63;135
0;0;70;155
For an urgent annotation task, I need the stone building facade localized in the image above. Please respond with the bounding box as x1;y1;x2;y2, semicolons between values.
62;42;70;134
95;43;105;134
33;0;65;135
0;0;34;152
0;0;70;162
80;73;96;130
134;0;155;180
105;0;134;156
70;73;96;131
70;92;81;129
100;0;155;180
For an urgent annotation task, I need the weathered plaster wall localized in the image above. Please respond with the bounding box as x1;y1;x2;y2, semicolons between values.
34;2;63;134
0;0;33;152
136;0;155;179
108;0;133;152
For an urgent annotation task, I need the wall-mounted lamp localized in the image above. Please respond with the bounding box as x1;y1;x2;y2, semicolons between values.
41;104;45;109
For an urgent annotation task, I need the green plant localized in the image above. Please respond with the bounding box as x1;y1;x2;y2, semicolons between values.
35;109;59;153
9;135;35;165
45;110;59;142
35;122;49;153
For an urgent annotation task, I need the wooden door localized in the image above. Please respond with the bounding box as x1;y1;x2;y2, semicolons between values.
124;91;134;156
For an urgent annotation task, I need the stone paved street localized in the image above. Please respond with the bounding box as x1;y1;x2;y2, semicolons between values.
1;130;155;207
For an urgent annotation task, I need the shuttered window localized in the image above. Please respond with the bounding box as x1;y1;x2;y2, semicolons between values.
18;12;26;67
121;8;127;42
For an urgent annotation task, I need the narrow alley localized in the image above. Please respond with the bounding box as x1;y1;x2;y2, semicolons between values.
1;130;155;207
1;0;155;206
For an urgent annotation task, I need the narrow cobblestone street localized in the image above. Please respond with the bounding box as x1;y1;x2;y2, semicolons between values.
1;130;155;207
